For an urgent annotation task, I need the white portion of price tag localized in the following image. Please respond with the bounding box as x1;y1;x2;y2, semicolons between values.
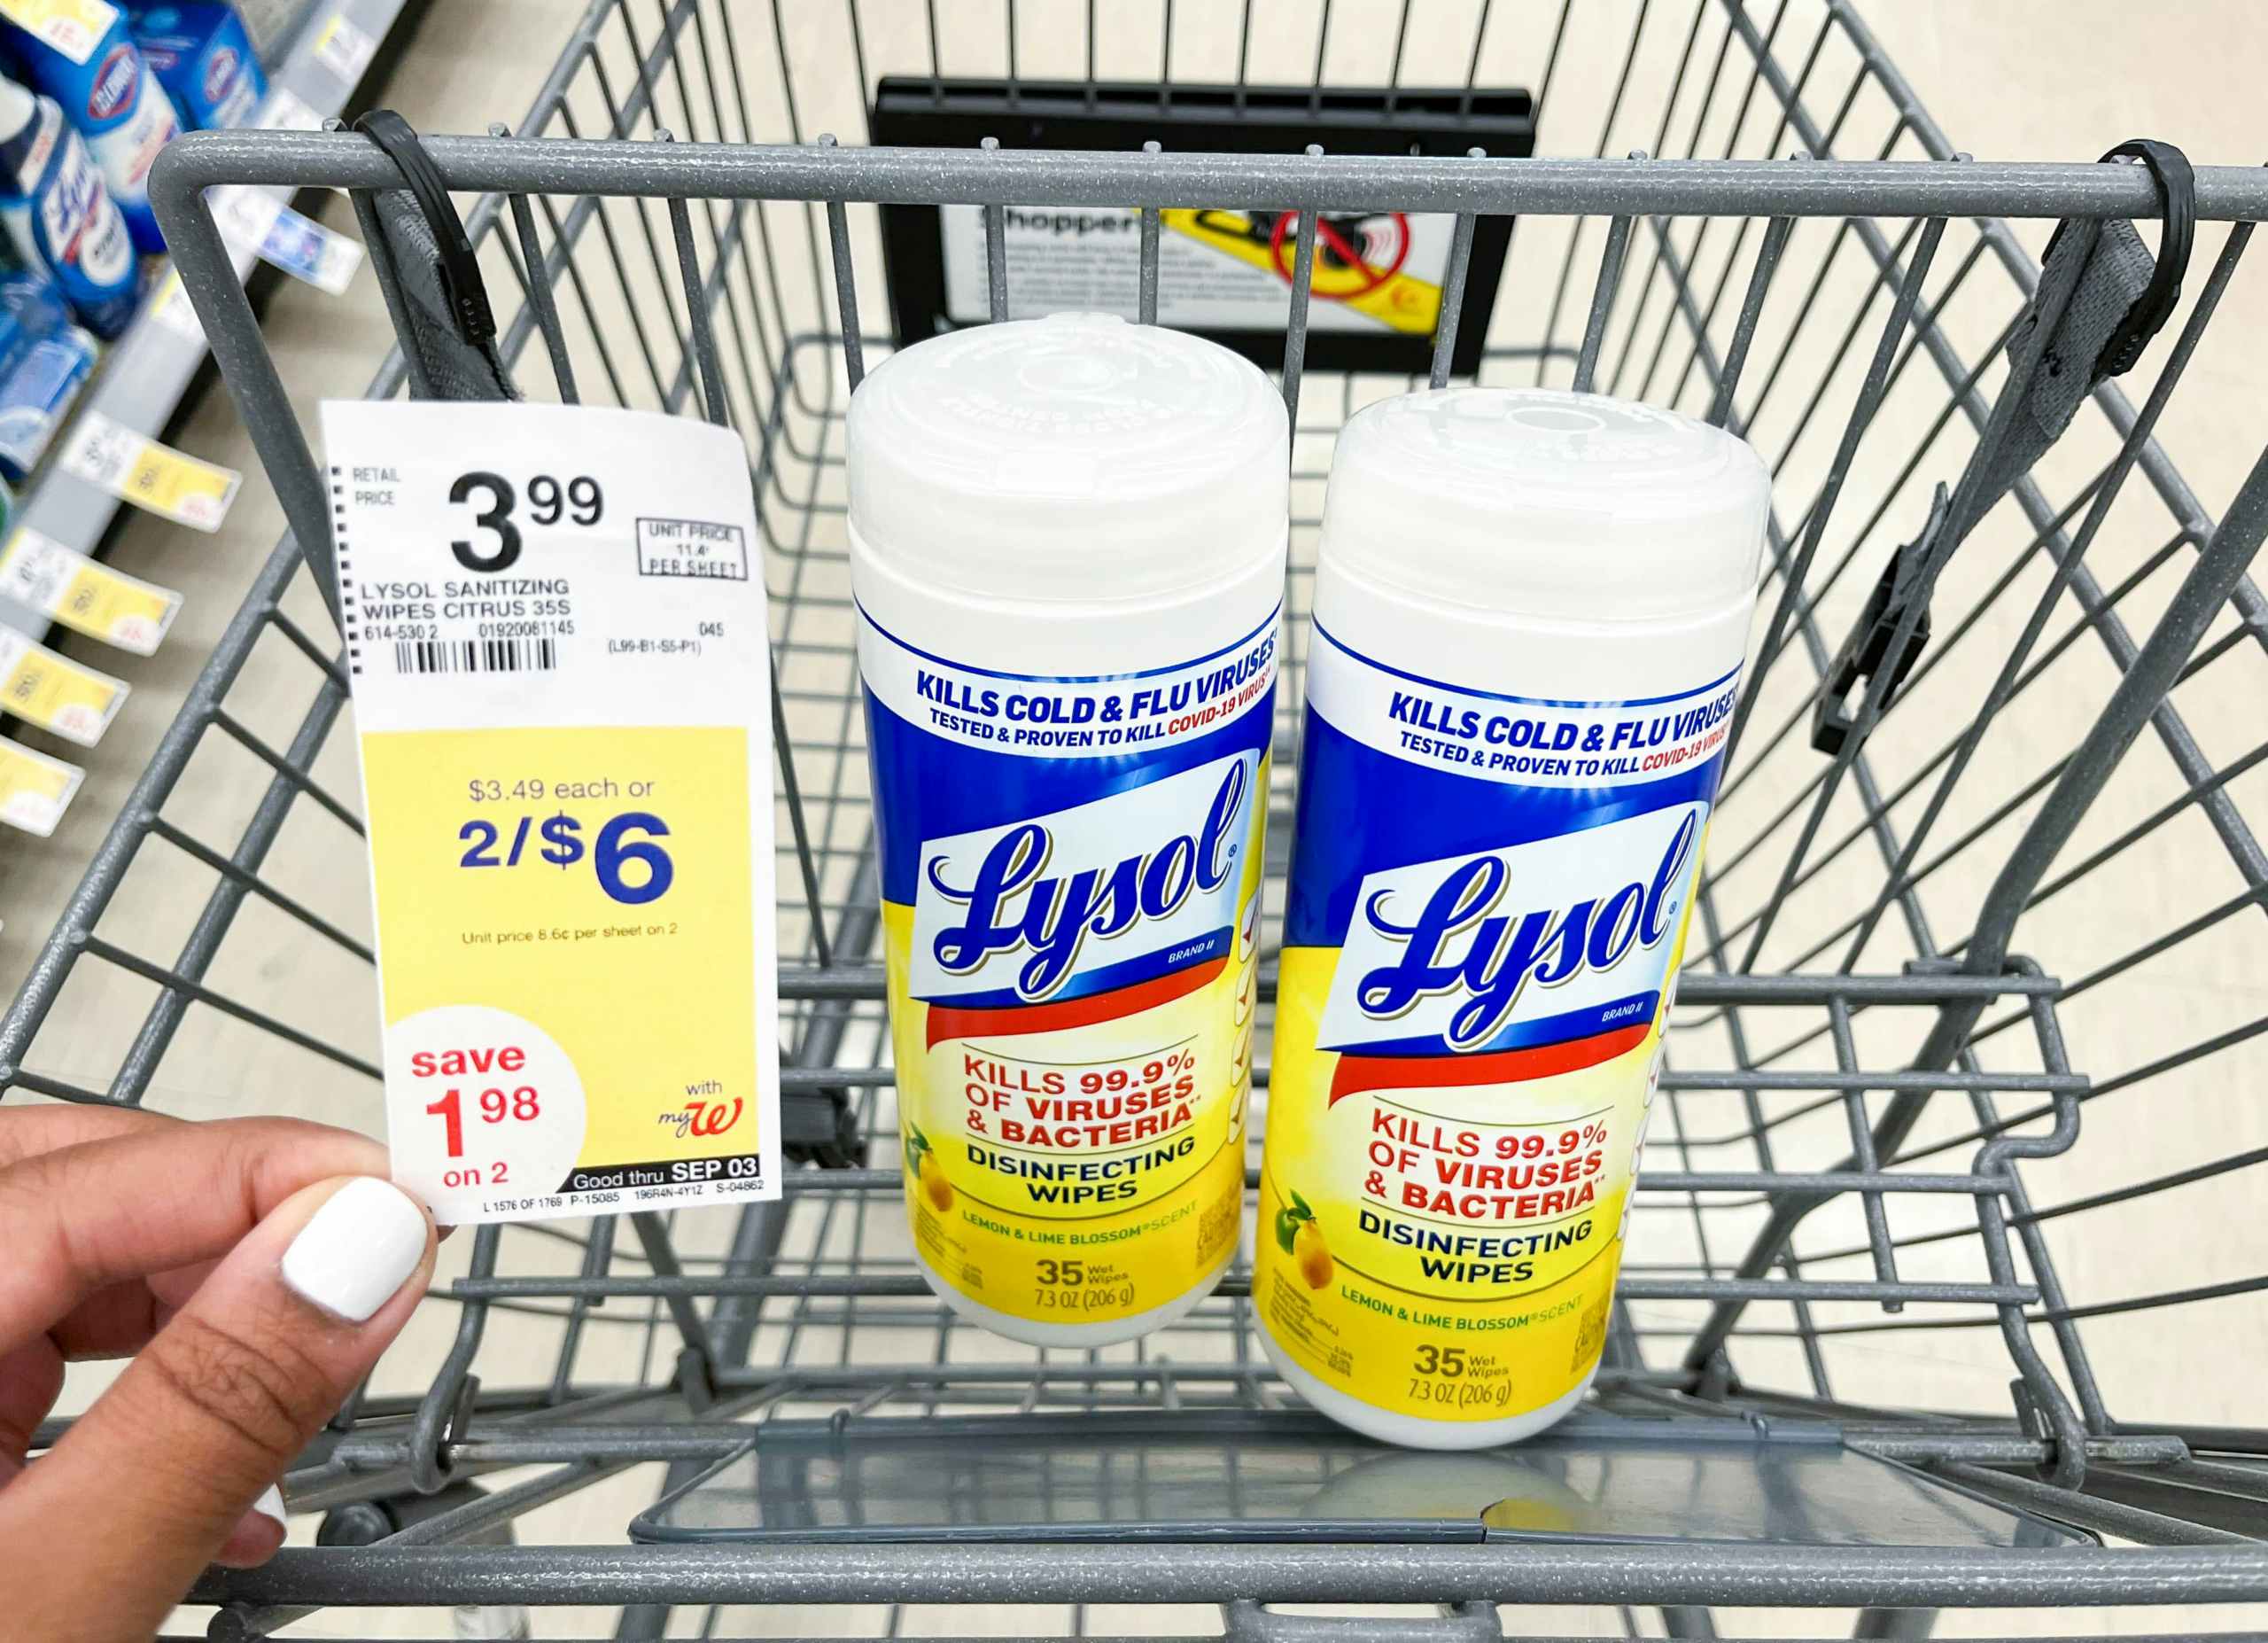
258;88;326;132
0;736;83;835
0;526;182;653
149;270;206;340
312;12;377;81
60;410;241;531
322;400;783;1226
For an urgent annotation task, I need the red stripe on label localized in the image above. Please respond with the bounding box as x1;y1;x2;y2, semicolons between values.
926;956;1228;1048
1326;1023;1651;1104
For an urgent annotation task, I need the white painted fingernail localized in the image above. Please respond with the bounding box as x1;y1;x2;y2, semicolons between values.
252;1484;286;1531
280;1178;429;1322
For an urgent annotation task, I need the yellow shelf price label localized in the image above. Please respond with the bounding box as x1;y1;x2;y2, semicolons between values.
0;625;127;744
60;411;242;533
0;0;116;63
0;736;83;835
0;526;181;654
322;399;782;1226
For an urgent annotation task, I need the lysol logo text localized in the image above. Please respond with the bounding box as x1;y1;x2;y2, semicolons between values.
1318;803;1706;1058
928;762;1245;1000
910;752;1256;1006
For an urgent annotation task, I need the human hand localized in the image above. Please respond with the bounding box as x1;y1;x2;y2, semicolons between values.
0;1106;437;1642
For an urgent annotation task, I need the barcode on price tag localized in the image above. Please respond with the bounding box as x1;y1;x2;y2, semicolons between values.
0;736;82;835
323;399;783;1226
0;526;181;653
0;626;127;744
60;412;241;532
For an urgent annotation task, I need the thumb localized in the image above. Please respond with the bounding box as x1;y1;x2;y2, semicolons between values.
4;1175;434;1641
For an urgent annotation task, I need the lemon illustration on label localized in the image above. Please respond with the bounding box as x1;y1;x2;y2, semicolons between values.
1277;1188;1334;1289
905;1124;954;1213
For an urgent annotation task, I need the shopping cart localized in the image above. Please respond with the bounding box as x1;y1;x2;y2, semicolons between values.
7;0;2268;1636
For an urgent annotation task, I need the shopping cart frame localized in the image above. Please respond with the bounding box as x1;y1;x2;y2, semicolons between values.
10;0;2268;1634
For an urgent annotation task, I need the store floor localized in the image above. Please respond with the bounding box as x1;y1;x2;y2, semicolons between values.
1;2;2263;1637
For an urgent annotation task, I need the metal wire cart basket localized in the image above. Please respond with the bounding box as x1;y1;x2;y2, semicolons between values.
8;0;2268;1636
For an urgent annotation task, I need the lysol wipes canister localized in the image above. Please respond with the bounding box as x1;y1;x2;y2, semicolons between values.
849;313;1286;1348
1256;388;1767;1447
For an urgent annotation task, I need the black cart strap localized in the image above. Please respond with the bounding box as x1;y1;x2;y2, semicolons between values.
349;109;516;402
1812;139;2195;758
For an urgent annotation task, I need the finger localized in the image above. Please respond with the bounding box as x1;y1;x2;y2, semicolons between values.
2;1175;433;1639
3;1265;214;1481
213;1485;288;1570
0;1337;62;1483
42;1258;228;1362
0;1101;170;1169
0;1115;389;1356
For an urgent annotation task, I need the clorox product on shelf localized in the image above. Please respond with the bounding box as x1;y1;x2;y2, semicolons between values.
127;4;265;131
848;312;1286;1348
1256;388;1768;1448
6;5;178;250
0;75;136;336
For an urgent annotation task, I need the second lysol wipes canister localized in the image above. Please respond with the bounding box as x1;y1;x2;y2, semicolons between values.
1257;388;1767;1447
850;313;1286;1348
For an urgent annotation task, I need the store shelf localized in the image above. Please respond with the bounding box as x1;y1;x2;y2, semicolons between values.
0;0;412;642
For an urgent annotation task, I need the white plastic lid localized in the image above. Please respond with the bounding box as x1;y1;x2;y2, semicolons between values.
1319;388;1770;622
847;313;1287;603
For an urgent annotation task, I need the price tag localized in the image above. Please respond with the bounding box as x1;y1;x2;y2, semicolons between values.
0;736;82;835
0;626;127;744
215;186;363;295
0;527;181;653
0;0;116;63
257;87;326;134
60;411;241;531
322;400;783;1225
148;270;204;340
312;11;376;82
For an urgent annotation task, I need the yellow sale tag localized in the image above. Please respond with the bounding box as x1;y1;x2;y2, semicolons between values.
323;400;782;1225
0;0;117;63
0;626;126;744
0;736;82;835
0;527;180;653
60;412;242;533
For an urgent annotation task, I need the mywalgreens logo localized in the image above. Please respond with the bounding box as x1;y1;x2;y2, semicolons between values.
911;753;1253;1002
89;44;139;122
1320;803;1703;1055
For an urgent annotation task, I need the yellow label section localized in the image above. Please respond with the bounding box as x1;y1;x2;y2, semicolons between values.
1160;208;1442;334
886;761;1269;1326
63;414;242;533
361;724;765;1211
0;0;114;62
47;559;174;650
1254;944;1666;1423
0;736;82;834
0;529;181;653
113;441;239;532
1;638;123;744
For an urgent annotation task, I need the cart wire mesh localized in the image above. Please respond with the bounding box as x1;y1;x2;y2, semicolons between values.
6;0;2268;1637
